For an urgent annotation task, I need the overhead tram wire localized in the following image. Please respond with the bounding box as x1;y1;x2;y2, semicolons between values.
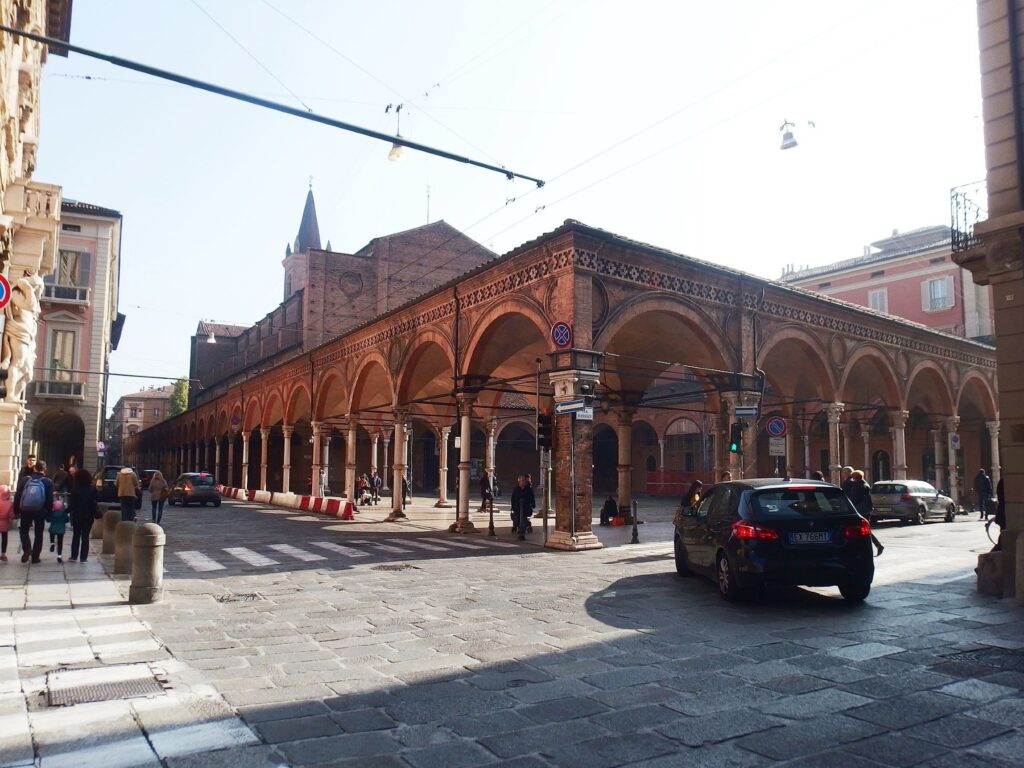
0;25;544;187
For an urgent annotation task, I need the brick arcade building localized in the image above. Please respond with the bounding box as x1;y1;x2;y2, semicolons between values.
130;215;999;552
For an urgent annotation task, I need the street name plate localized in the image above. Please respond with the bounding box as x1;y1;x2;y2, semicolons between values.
769;437;785;456
575;407;594;421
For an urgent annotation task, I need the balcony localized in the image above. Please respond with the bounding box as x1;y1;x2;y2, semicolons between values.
951;180;986;254
43;284;90;304
32;379;85;399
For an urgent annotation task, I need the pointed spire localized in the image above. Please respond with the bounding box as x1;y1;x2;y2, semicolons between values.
285;243;292;257
294;187;321;253
325;240;332;251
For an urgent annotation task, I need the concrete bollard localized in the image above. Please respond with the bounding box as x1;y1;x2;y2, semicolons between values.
129;523;165;604
114;521;137;575
90;516;104;540
102;508;121;554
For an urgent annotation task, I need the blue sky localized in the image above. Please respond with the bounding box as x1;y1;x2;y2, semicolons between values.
33;0;986;414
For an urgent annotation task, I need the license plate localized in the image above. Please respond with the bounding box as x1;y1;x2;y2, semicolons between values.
790;531;832;544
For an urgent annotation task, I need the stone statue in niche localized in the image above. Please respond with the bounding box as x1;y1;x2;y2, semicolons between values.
1;267;43;403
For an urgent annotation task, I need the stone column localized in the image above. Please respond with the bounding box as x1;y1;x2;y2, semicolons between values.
615;409;633;514
891;409;909;481
240;431;251;489
310;421;323;495
452;395;476;533
281;426;293;493
381;434;392;492
487;419;498;475
987;421;1001;487
946;416;961;506
826;403;844;484
371;433;379;476
709;416;723;479
386;413;407;520
214;439;222;485
862;424;871;482
259;427;270;491
227;437;235;486
435;426;451;507
784;431;794;477
658;438;665;475
802;433;811;479
932;426;946;491
842;423;852;469
346;417;358;506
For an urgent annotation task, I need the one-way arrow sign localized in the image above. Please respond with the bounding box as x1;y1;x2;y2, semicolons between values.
555;398;587;414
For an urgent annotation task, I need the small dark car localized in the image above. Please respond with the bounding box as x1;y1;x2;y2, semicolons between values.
674;479;874;603
869;481;956;525
140;469;159;490
168;472;221;507
95;465;143;509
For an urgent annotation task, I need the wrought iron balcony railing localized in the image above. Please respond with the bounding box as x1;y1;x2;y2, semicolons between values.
951;180;987;253
32;379;85;399
43;284;90;303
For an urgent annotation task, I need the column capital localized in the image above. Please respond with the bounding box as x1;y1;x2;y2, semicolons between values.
986;420;1000;437
311;420;324;436
456;392;476;408
347;415;360;431
889;409;909;429
615;408;634;428
945;415;960;432
826;402;845;422
259;426;270;439
392;408;408;424
440;425;451;438
282;425;294;438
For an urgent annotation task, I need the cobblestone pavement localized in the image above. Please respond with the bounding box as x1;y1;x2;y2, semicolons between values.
2;493;1022;767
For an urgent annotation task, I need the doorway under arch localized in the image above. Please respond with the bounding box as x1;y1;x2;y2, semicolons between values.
32;408;85;473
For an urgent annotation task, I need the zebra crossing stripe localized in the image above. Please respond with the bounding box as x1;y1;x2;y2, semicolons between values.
311;541;370;558
398;539;448;552
347;539;413;554
177;551;226;572
422;537;488;550
223;547;280;567
268;544;326;562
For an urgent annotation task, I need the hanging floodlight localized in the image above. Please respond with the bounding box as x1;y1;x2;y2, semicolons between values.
780;119;798;150
388;140;404;161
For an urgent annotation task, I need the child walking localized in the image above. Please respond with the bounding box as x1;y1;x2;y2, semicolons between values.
0;485;13;561
47;495;69;564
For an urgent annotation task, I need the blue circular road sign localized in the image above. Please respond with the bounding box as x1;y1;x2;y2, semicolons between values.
766;416;787;437
551;321;572;348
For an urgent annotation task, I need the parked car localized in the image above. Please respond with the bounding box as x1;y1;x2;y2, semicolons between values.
674;479;874;603
95;465;143;509
168;472;221;507
869;481;956;524
140;469;159;490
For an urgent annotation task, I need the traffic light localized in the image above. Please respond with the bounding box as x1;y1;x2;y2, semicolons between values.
537;413;553;450
729;422;743;454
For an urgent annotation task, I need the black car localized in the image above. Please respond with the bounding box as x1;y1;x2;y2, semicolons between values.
95;465;143;509
674;479;874;603
167;473;222;507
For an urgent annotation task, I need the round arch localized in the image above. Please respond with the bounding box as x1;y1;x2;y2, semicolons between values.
348;355;395;414
462;303;551;385
839;347;901;410
759;326;837;407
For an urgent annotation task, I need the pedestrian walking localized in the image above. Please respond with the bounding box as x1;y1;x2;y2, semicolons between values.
510;475;535;535
15;458;54;564
846;469;883;556
478;468;494;514
52;463;69;493
148;470;168;524
17;453;35;484
116;466;139;522
840;466;854;494
719;470;732;482
811;470;825;481
599;494;618;526
371;470;382;503
47;495;69;564
401;475;410;506
68;469;100;563
974;468;993;519
0;484;13;562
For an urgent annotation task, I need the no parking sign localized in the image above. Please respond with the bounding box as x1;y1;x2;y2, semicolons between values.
0;274;10;310
765;416;787;437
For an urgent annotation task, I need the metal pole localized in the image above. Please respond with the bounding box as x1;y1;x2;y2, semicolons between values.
518;498;526;541
543;486;549;545
488;497;495;537
569;413;577;543
630;500;639;544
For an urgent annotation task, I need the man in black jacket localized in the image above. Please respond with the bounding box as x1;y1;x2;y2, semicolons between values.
15;458;54;564
974;469;993;519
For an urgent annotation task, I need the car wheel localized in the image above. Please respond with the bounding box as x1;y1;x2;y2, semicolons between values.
201;501;208;507
839;581;871;603
945;505;955;523
716;553;743;602
214;499;221;507
916;507;926;525
674;535;693;577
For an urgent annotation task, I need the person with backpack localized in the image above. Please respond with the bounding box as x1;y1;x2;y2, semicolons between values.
47;495;69;564
15;458;54;564
68;469;101;563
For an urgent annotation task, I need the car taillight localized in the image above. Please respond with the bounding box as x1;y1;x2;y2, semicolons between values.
731;521;780;541
900;492;913;501
844;519;872;538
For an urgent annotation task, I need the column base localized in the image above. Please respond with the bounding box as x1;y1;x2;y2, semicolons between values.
384;510;408;522
434;500;453;508
545;530;603;551
448;519;476;533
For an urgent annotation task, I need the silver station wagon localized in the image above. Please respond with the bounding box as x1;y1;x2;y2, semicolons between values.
869;481;956;525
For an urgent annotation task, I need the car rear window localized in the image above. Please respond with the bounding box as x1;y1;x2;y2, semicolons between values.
103;468;120;480
190;475;215;486
749;487;854;519
872;483;906;495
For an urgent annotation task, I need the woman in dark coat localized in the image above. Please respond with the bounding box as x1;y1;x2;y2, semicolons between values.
846;470;883;556
682;480;703;511
68;469;100;563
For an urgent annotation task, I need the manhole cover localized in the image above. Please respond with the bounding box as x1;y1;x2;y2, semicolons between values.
47;664;166;707
372;563;417;571
216;592;265;603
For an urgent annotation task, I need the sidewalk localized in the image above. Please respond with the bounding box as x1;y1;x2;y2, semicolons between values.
0;550;259;768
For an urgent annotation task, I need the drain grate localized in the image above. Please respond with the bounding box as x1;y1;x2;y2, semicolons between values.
372;563;417;571
216;592;265;603
943;648;1024;671
47;664;166;707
